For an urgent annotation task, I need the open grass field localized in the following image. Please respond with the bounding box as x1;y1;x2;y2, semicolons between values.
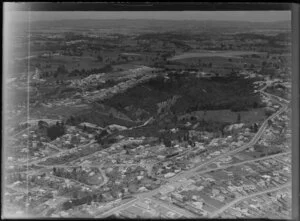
180;108;266;124
168;50;267;61
10;104;91;125
166;52;263;76
112;63;143;72
32;104;91;119
171;56;243;66
31;54;106;72
74;110;138;128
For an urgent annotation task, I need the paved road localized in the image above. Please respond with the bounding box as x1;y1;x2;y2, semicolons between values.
273;156;291;166
129;117;154;130
97;195;196;219
210;182;291;218
197;151;291;175
16;140;96;167
24;86;289;213
165;105;287;183
14;85;286;218
96;198;138;218
97;88;289;217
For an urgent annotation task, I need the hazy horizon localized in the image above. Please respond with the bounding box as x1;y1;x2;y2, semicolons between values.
5;10;291;23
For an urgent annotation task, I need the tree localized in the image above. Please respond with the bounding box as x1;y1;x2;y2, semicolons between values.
97;55;103;62
72;191;78;199
163;138;172;147
253;101;258;108
253;123;259;132
71;168;77;179
47;123;65;140
66;115;76;125
221;130;225;137
57;64;67;74
237;113;241;123
158;134;164;143
268;119;272;126
38;120;49;129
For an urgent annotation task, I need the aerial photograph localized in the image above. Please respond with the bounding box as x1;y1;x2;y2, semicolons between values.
3;4;292;219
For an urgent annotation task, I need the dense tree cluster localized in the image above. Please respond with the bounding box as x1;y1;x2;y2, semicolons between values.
46;121;65;140
105;75;264;121
67;65;112;77
95;133;117;146
250;123;259;133
41;64;113;79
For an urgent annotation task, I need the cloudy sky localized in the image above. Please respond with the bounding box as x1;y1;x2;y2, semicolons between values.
6;10;291;23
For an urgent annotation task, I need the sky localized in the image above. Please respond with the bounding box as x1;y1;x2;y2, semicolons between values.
6;11;291;23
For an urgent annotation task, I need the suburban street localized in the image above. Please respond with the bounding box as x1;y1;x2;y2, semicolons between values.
96;88;290;218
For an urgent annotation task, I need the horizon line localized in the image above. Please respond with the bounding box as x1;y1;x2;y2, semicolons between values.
17;18;291;23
